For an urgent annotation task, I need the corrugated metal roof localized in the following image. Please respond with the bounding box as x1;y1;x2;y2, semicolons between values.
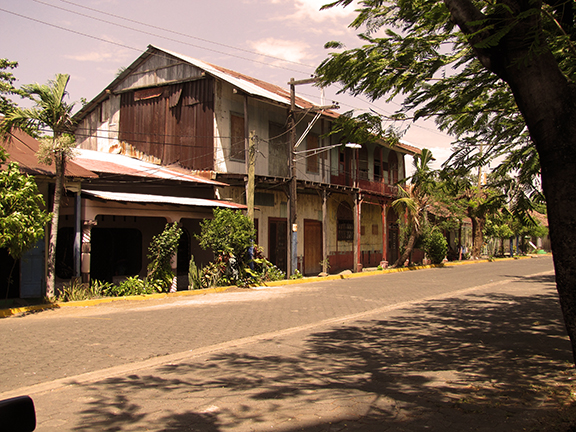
74;149;228;186
73;46;420;156
153;45;339;118
2;129;98;178
83;189;246;209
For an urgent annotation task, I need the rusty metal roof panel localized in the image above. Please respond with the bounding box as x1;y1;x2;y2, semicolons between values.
74;149;227;186
2;129;97;178
152;46;339;118
83;190;246;209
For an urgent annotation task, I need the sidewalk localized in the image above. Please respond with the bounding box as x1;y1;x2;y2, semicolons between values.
5;257;575;432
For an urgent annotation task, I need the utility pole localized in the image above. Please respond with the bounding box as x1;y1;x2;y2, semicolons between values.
288;79;298;276
287;77;339;276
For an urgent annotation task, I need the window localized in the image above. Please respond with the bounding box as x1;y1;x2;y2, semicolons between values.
269;122;289;177
358;147;369;180
307;134;319;174
337;202;354;241
231;114;245;162
374;148;382;181
388;151;399;185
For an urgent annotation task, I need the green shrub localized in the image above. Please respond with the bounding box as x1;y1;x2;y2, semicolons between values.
188;255;202;290
147;222;182;292
424;230;448;264
56;278;110;302
102;276;159;297
198;209;255;259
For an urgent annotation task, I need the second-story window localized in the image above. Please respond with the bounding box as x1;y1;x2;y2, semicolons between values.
388;150;399;185
231;114;245;162
359;147;369;180
306;134;319;174
374;148;382;181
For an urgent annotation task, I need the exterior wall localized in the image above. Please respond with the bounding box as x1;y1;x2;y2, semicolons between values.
76;54;214;171
214;80;334;181
214;80;292;177
57;195;217;285
76;95;121;152
360;202;384;268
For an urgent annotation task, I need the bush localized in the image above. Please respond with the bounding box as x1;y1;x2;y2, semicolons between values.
102;276;160;297
147;222;182;291
188;255;202;290
198;208;255;262
423;230;448;264
56;279;110;302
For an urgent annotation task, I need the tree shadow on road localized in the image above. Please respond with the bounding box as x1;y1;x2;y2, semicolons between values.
69;273;576;431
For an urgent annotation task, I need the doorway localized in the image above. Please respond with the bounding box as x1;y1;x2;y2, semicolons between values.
268;218;287;273
304;219;322;275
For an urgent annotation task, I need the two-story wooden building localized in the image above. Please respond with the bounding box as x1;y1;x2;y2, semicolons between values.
74;45;419;277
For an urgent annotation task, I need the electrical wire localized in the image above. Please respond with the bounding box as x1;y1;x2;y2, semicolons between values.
0;6;310;76
54;0;316;69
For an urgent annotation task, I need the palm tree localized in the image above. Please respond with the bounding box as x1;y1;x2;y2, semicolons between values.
391;149;435;267
0;74;76;297
391;184;430;267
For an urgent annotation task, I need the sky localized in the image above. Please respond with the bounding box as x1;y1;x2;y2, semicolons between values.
0;0;455;169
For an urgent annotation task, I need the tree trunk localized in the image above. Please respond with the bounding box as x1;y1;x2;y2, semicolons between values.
394;228;417;267
468;213;485;259
46;151;65;298
444;0;576;362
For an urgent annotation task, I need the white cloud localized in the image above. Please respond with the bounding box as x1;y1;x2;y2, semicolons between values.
249;38;312;64
65;51;116;62
64;38;134;63
291;0;357;22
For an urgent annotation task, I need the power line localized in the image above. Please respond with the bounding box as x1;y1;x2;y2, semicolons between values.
55;0;316;69
0;5;309;76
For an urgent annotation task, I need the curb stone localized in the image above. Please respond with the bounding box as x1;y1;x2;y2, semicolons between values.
0;255;540;318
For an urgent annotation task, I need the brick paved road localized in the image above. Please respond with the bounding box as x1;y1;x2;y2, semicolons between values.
2;257;573;431
0;258;555;393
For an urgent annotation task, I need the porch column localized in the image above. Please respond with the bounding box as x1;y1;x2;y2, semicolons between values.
74;191;81;279
322;189;329;274
81;220;97;284
353;193;362;272
168;218;181;293
381;202;388;266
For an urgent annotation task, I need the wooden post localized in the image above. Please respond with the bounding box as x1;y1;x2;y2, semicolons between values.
322;189;329;274
381;202;387;264
247;130;256;222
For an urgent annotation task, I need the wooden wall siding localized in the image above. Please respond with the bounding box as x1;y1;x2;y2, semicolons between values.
119;79;215;171
115;56;204;93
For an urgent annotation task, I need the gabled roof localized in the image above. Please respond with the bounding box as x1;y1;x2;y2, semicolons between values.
2;129;97;178
73;45;420;157
73;45;339;123
73;149;227;186
156;46;339;118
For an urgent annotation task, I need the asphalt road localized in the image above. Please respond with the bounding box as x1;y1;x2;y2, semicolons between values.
1;256;573;431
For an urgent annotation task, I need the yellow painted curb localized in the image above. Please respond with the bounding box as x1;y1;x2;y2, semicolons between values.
0;286;233;318
0;254;541;318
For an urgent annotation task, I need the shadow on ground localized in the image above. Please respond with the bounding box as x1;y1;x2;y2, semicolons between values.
69;273;576;431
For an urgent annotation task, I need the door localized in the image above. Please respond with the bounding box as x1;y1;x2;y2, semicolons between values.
268;218;287;273
20;239;45;298
304;220;322;275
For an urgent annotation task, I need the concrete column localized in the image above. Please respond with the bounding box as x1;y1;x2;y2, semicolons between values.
81;220;97;284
